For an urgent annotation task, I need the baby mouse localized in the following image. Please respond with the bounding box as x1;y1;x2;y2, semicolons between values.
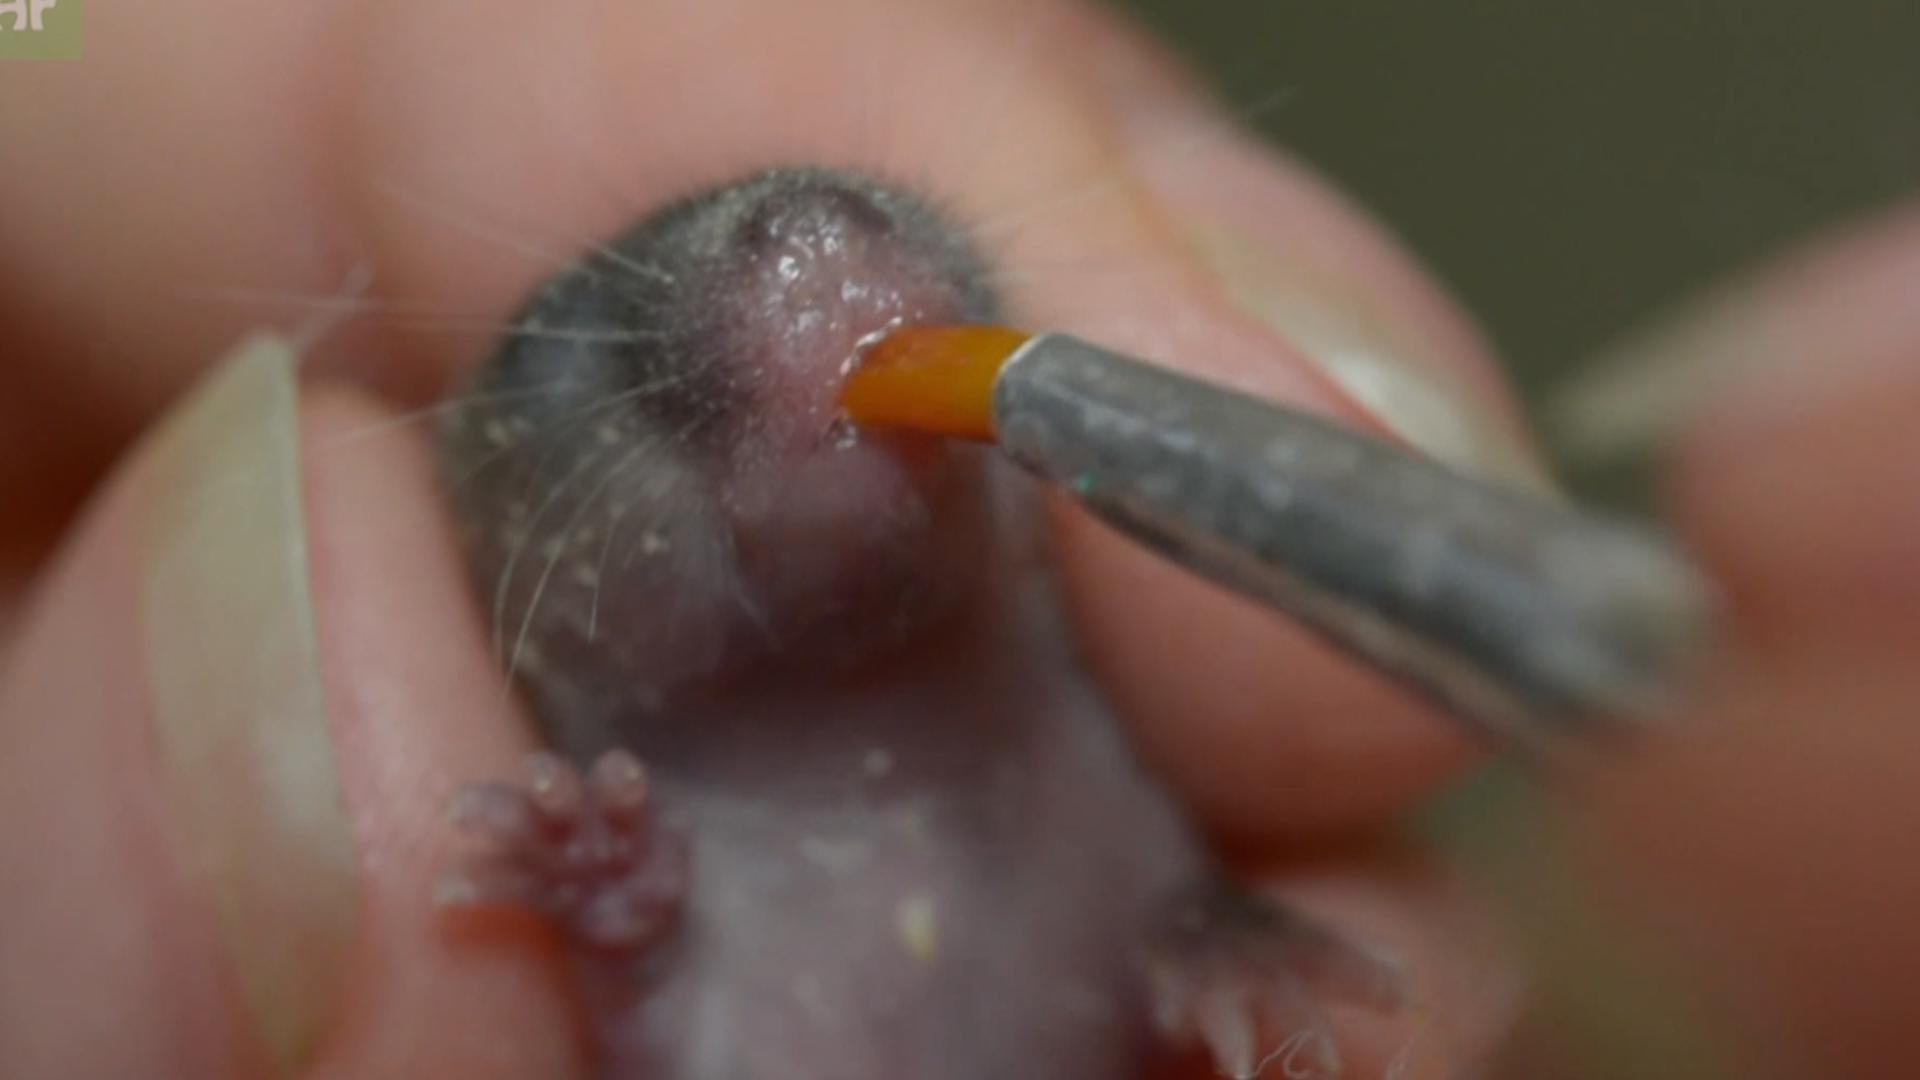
436;166;1401;1079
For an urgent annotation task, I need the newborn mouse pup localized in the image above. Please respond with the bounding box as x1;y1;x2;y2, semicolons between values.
437;166;1401;1079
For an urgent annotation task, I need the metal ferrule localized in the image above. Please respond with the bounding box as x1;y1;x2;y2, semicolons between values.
992;333;1711;752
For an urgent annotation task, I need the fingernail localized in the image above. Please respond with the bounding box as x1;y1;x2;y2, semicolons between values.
136;335;358;1072
1190;227;1556;493
1550;206;1920;464
1546;280;1781;465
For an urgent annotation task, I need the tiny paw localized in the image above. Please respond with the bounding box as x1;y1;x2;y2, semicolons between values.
1141;886;1403;1079
439;749;689;951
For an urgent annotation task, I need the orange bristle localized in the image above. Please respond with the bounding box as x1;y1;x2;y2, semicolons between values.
840;325;1030;442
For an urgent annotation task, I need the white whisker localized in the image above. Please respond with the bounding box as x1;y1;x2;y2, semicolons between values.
374;177;595;280
443;370;696;497
490;438;625;665
182;286;672;344
586;505;623;644
502;437;649;697
287;262;376;356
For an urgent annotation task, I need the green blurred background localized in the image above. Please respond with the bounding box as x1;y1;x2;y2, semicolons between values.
1119;0;1916;465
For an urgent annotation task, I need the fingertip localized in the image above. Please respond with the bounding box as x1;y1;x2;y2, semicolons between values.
1659;203;1920;650
0;376;273;1078
298;385;583;1078
1050;504;1480;840
0;365;583;1079
1501;658;1920;1078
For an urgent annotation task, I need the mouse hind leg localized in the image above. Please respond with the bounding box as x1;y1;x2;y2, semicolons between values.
1140;884;1404;1079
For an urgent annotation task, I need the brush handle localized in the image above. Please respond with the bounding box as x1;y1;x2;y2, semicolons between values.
993;333;1712;752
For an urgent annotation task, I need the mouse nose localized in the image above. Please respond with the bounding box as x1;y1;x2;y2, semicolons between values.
693;168;1000;451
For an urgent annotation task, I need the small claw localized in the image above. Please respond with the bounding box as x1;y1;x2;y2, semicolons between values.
1142;885;1399;1079
1258;980;1343;1078
442;750;690;954
588;748;651;822
574;836;690;949
1193;985;1258;1079
432;872;483;909
447;782;542;848
1284;924;1406;1013
526;751;586;821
